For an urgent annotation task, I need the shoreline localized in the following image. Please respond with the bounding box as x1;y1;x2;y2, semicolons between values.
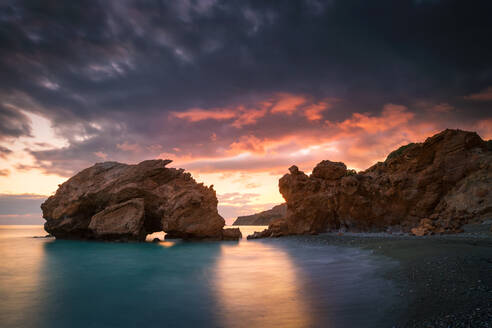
282;222;492;327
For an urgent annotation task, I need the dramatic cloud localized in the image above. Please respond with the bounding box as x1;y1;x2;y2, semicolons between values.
0;0;491;218
0;104;32;140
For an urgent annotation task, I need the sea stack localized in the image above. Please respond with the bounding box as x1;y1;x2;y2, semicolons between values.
41;159;241;241
249;129;492;238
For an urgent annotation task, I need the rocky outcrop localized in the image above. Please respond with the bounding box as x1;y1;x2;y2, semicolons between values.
42;159;241;241
232;204;287;226
249;129;492;238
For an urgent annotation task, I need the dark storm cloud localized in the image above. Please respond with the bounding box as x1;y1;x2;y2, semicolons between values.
0;104;31;140
1;0;491;174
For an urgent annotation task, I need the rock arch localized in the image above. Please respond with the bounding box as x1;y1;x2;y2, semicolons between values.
41;160;241;241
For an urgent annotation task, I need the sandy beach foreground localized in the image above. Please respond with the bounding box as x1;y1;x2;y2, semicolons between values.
286;222;492;328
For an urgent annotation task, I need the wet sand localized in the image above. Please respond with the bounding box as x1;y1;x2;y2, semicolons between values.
288;222;492;327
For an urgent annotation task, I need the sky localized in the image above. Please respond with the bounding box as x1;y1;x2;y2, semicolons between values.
0;0;491;225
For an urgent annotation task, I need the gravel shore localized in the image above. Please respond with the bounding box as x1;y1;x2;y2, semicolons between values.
288;222;492;327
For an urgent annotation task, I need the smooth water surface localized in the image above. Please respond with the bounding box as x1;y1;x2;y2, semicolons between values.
0;225;400;328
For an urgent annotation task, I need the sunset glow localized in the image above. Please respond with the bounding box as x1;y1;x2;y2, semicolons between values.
0;1;491;224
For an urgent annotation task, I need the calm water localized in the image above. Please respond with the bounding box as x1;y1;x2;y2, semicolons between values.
0;225;400;328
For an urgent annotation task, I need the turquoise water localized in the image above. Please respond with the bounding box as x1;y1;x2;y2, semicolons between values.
0;225;400;328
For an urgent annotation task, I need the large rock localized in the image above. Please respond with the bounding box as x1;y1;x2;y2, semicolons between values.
249;129;492;238
232;204;287;226
42;159;238;241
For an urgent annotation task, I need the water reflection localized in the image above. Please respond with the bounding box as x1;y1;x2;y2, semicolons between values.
214;240;313;328
0;226;47;328
36;238;224;328
1;226;399;328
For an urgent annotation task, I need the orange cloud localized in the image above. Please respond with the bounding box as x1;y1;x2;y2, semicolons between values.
270;93;307;114
173;104;442;174
171;93;336;127
304;101;332;121
172;108;236;122
231;107;268;128
172;106;267;127
334;104;414;134
162;102;491;179
465;86;492;101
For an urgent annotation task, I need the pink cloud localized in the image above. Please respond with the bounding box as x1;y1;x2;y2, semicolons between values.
94;151;108;160
228;135;267;154
117;141;141;152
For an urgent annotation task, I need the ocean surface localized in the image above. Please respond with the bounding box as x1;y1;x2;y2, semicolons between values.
0;225;400;328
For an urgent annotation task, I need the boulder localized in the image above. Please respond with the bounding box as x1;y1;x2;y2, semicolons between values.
221;228;242;240
249;129;492;238
247;218;290;239
42;159;239;241
410;219;435;236
311;160;347;179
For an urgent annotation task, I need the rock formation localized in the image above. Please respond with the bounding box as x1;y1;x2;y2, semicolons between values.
232;204;287;226
248;129;491;239
42;159;241;241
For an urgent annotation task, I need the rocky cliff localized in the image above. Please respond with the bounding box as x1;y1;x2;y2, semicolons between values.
42;159;241;241
248;129;491;238
232;204;287;226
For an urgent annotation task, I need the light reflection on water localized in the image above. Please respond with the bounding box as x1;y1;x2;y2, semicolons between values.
0;226;45;328
214;240;312;328
0;225;399;328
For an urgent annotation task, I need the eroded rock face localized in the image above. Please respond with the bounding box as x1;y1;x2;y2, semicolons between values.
249;129;492;238
42;159;238;241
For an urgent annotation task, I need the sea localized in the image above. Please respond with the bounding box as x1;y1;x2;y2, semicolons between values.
0;225;401;328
